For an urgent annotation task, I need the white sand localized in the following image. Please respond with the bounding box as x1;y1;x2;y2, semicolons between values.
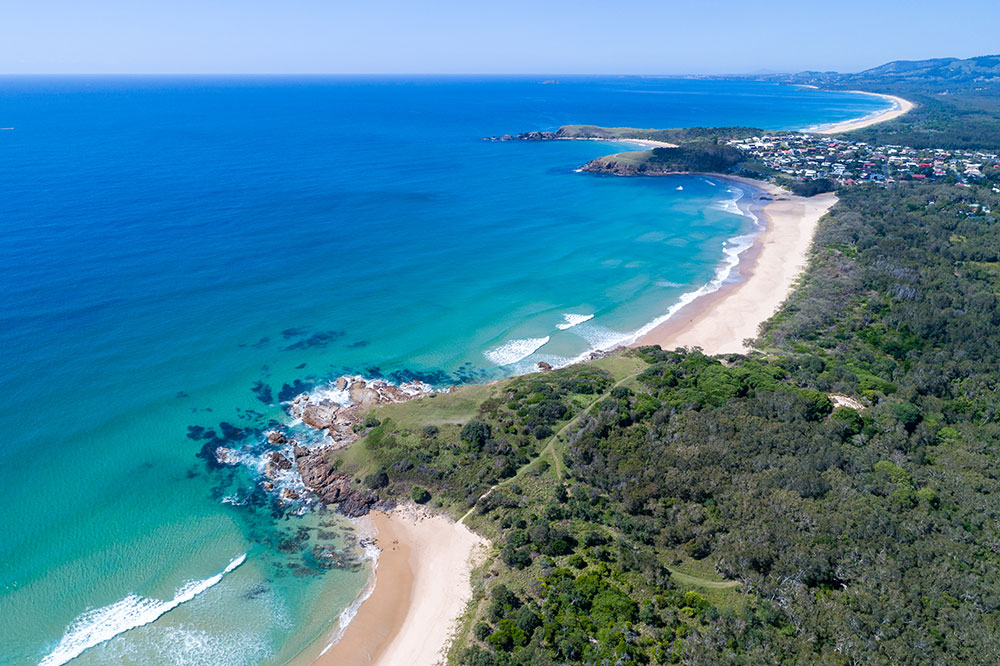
560;136;678;148
635;179;837;355
304;506;487;666
815;92;914;134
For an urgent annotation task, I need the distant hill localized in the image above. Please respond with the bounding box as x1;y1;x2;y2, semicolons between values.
768;54;1000;93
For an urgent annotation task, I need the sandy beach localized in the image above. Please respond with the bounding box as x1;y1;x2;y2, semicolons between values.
560;136;679;148
634;178;837;355
301;506;487;666
815;91;914;133
617;138;679;148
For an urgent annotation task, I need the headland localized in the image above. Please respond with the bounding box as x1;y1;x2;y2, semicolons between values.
289;90;909;666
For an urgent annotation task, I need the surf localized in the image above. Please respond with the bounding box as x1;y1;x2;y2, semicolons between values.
40;554;247;666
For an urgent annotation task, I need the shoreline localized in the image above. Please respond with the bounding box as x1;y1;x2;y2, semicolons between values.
285;92;893;663
560;136;679;148
633;175;836;354
812;91;914;134
292;506;487;666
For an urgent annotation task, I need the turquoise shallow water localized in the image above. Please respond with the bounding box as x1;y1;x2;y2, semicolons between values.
0;77;889;665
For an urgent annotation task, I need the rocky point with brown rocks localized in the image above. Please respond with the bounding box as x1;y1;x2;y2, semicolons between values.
279;376;433;516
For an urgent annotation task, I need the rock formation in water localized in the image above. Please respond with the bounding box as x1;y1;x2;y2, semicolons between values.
282;377;435;516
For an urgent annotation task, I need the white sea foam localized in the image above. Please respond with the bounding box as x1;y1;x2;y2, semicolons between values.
484;336;550;366
89;625;273;666
556;314;594;330
555;193;763;366
801;97;899;133
39;554;247;666
707;184;747;216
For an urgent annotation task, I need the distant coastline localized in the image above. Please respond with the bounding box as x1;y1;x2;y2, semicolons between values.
811;91;914;134
290;88;905;666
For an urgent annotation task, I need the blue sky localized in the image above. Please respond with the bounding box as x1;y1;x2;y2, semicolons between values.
2;0;997;75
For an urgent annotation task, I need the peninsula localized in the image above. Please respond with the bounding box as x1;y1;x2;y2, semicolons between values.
289;59;1000;666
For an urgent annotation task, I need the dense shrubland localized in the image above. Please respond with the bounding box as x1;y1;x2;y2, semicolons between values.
330;179;1000;664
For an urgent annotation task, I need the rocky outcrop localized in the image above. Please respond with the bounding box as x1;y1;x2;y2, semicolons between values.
264;451;293;480
215;447;236;465
578;156;685;176
272;376;435;512
483;130;558;141
580;158;648;175
288;376;434;445
537;361;553;371
293;443;378;516
300;401;341;430
349;381;380;408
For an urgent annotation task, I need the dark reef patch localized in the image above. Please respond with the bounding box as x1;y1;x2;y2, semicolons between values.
251;380;274;405
283;330;345;351
218;421;244;441
278;379;314;402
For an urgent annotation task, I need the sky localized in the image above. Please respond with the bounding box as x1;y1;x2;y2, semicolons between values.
1;0;998;75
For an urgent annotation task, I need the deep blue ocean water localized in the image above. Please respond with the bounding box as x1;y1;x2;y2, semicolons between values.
0;77;889;665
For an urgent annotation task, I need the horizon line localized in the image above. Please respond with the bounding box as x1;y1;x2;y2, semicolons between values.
0;71;788;78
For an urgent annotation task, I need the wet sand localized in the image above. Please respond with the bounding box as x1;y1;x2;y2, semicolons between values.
301;506;487;666
635;178;837;354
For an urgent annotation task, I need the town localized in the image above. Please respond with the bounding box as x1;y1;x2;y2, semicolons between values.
728;133;1000;190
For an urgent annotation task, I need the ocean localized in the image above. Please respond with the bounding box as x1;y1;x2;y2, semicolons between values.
0;76;889;665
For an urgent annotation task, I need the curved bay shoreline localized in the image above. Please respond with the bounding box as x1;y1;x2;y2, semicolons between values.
289;507;486;666
632;175;837;354
812;90;914;133
287;91;908;666
285;175;835;666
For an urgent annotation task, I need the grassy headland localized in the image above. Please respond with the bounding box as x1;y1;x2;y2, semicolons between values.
322;177;1000;665
304;60;1000;665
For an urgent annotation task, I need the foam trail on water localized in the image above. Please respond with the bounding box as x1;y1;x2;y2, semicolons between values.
39;554;247;666
484;336;550;365
560;183;764;365
556;313;594;330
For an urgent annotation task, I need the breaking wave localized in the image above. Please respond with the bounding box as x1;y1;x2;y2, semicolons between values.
484;336;550;365
40;554;247;666
556;313;594;330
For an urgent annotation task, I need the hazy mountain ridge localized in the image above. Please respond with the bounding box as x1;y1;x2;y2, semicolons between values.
767;54;1000;92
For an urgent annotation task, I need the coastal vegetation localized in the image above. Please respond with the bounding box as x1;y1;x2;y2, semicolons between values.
292;57;1000;665
763;54;1000;151
321;175;1000;665
582;144;748;176
833;93;1000;153
484;125;769;145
